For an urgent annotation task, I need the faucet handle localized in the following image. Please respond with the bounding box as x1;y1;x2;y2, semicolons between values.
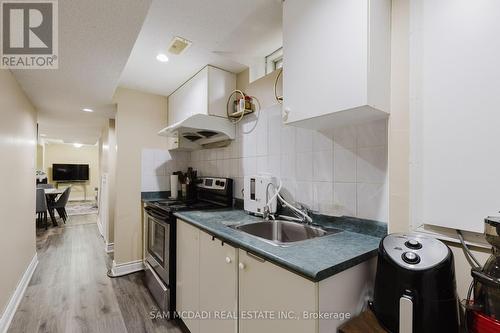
295;202;318;216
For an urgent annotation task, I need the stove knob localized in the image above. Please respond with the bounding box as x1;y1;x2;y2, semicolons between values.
405;239;422;250
402;251;420;264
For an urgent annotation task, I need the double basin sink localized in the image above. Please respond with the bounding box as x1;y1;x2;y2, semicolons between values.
230;219;342;247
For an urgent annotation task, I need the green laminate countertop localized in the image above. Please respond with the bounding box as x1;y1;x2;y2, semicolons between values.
174;209;386;282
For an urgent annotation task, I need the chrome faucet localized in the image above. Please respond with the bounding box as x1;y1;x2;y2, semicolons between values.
295;202;316;224
263;182;276;221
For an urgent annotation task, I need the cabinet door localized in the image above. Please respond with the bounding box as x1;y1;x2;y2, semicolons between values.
199;232;238;333
207;66;236;118
411;0;500;233
168;68;208;125
283;0;390;124
238;250;317;333
176;220;200;333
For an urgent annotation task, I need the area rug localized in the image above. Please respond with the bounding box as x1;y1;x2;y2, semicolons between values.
66;201;98;216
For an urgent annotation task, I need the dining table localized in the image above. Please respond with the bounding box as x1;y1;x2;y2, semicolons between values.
44;188;65;226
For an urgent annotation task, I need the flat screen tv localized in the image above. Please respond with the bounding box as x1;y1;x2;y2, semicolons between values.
52;164;89;181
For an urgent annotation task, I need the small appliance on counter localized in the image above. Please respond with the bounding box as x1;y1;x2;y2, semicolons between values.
467;217;500;333
372;233;459;333
243;174;277;216
143;177;233;319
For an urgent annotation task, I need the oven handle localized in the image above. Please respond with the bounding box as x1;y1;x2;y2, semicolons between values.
145;207;169;221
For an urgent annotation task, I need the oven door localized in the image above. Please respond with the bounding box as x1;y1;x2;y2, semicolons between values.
145;207;170;285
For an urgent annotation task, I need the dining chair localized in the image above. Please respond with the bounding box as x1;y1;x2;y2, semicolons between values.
37;184;54;189
36;188;48;229
49;186;71;223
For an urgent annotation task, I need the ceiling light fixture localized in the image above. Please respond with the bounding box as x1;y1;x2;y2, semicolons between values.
40;134;47;137
73;143;83;148
82;108;94;112
156;53;169;63
168;36;192;55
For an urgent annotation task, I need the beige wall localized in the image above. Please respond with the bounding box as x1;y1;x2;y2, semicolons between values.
36;144;44;170
0;70;37;317
43;143;99;201
237;68;282;110
388;0;491;301
113;87;167;265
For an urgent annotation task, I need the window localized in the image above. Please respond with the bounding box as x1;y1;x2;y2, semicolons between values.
265;47;283;74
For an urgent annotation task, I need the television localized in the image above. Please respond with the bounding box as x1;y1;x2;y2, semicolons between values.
52;164;89;181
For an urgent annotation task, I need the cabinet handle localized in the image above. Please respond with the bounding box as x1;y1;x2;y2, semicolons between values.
225;257;232;264
239;262;245;270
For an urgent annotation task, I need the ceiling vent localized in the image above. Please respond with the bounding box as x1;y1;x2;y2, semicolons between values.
168;36;192;55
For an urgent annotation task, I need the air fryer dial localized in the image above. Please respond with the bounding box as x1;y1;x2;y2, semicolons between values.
383;233;449;270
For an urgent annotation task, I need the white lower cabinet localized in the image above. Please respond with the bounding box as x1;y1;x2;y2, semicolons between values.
199;231;238;333
176;220;201;333
238;250;317;333
177;220;238;333
176;219;376;333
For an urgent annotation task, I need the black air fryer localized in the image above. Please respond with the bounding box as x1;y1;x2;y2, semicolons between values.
372;233;459;333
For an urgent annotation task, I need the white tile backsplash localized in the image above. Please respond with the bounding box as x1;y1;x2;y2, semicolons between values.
356;183;388;221
313;131;333;152
313;181;334;213
334;182;357;216
334;145;357;182
356;119;387;148
141;148;189;192
296;127;313;153
296;152;313;181
184;104;388;222
312;151;333;182
356;146;388;183
295;181;314;208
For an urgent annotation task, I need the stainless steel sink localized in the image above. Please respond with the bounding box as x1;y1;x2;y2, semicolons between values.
230;220;342;246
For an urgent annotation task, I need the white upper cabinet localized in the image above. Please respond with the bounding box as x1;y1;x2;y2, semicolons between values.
282;0;391;130
168;66;236;126
411;0;500;233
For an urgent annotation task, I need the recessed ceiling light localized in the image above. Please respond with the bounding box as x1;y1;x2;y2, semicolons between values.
40;134;47;137
82;108;94;112
73;143;83;148
156;53;169;63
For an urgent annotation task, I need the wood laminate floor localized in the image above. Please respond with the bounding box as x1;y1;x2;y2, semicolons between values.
9;214;182;333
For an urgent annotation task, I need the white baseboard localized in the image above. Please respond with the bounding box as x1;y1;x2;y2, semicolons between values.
109;259;144;277
0;254;38;333
105;242;114;253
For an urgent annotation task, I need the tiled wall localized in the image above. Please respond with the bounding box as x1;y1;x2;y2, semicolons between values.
190;105;388;222
141;149;189;192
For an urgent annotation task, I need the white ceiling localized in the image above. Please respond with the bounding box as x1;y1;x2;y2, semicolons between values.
119;0;283;96
10;0;282;145
11;0;152;145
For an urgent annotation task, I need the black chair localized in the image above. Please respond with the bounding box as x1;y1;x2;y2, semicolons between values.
49;186;71;223
37;184;54;189
36;188;48;229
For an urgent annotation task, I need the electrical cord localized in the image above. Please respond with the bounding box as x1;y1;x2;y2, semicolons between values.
226;89;246;124
241;96;261;135
463;280;474;333
274;68;283;104
457;230;482;269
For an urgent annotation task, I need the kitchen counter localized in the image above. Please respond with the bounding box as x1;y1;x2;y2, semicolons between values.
174;209;387;282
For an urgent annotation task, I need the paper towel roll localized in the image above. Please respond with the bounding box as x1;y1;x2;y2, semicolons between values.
170;175;178;199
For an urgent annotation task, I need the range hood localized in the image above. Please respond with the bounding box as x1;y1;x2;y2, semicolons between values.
158;114;235;151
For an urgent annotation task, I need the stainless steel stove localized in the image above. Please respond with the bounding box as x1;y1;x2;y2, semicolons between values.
143;177;233;318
